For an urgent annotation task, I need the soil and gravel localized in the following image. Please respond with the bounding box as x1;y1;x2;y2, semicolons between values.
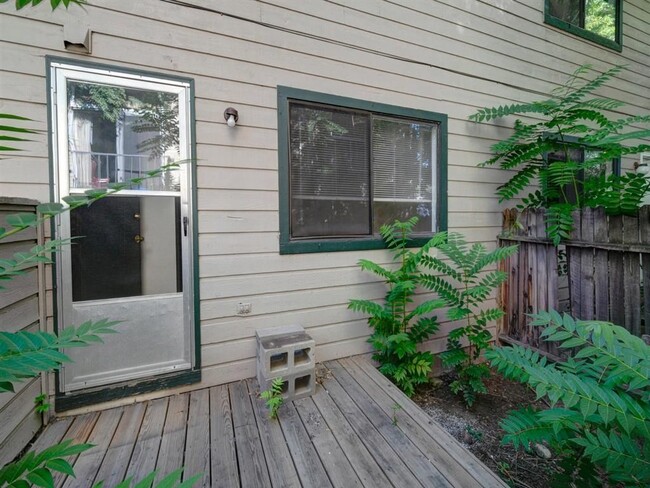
413;372;560;488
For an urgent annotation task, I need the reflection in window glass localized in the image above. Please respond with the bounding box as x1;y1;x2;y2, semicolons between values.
67;81;181;191
547;0;617;42
372;118;434;234
288;102;437;240
289;104;371;238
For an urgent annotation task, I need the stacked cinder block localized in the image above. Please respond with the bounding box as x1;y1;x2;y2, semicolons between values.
256;325;315;401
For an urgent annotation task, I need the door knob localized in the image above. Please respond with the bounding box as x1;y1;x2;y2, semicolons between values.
134;213;141;220
134;234;145;244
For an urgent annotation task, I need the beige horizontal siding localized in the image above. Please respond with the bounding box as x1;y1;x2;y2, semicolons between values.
1;0;648;409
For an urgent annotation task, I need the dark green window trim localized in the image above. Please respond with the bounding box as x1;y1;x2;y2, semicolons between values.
278;86;448;254
45;56;201;409
544;0;623;52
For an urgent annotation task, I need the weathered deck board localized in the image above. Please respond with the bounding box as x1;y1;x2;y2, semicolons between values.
210;385;240;488
246;379;300;488
319;368;424;488
327;361;453;488
35;356;507;487
184;390;211;487
310;380;393;488
278;400;332;487
229;381;272;488
94;403;146;488
124;398;169;483
54;412;99;487
62;408;123;488
294;396;362;488
350;356;507;488
155;394;189;482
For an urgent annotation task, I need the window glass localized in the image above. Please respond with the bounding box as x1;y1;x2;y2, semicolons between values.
547;0;618;44
585;0;617;41
372;117;435;234
287;101;439;241
67;81;181;192
289;104;371;238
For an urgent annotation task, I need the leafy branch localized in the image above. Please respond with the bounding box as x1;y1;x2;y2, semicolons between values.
0;319;121;393
470;65;650;245
487;311;650;485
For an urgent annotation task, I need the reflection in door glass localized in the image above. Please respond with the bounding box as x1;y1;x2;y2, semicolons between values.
67;81;181;191
70;196;182;302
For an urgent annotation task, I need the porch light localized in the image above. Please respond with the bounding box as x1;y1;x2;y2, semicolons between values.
224;107;239;128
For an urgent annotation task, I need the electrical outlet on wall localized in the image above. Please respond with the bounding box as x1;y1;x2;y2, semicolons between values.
237;302;252;315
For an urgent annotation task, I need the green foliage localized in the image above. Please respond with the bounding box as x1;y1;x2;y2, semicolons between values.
69;84;128;123
470;65;650;245
131;92;180;159
486;311;650;486
0;0;84;9
0;113;37;153
349;218;446;397
0;319;120;393
585;0;616;41
0;439;93;487
421;233;518;407
260;377;285;419
34;394;50;414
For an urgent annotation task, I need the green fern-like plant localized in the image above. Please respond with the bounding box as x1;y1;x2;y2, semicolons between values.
0;319;121;393
260;377;285;419
0;439;93;487
487;311;650;486
348;218;446;397
421;233;518;407
470;65;650;245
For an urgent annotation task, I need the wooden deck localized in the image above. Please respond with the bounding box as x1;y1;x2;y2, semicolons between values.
34;357;507;487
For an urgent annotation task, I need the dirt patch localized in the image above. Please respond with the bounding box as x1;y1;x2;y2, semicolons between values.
413;372;560;488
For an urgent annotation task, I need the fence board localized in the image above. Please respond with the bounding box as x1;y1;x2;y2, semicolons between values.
623;215;641;336
593;208;609;321
499;206;648;353
568;210;582;321
608;215;625;326
579;209;595;320
641;207;650;334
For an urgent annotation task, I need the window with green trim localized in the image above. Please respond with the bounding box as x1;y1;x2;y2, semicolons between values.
278;87;447;254
545;0;622;50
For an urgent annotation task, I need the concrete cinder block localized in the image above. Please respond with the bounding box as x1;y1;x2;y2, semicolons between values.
258;370;316;401
256;328;315;377
256;325;316;401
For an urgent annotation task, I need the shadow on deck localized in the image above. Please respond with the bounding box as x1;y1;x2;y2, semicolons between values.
34;356;507;487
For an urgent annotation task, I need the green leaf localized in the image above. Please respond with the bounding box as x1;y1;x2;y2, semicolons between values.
26;467;54;487
45;458;75;477
6;213;38;228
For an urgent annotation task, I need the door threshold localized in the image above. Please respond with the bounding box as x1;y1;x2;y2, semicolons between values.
55;369;200;412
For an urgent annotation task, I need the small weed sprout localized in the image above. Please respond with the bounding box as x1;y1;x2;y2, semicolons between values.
34;393;50;414
260;377;285;419
391;403;402;425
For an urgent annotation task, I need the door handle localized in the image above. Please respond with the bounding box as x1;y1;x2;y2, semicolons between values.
134;234;145;244
183;216;188;237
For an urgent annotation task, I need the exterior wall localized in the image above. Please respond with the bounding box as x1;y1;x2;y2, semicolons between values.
1;1;648;410
0;199;46;464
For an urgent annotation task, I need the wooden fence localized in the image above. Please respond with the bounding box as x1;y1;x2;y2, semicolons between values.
498;206;649;357
0;197;46;464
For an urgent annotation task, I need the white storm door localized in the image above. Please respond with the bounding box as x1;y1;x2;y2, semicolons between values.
51;62;195;392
